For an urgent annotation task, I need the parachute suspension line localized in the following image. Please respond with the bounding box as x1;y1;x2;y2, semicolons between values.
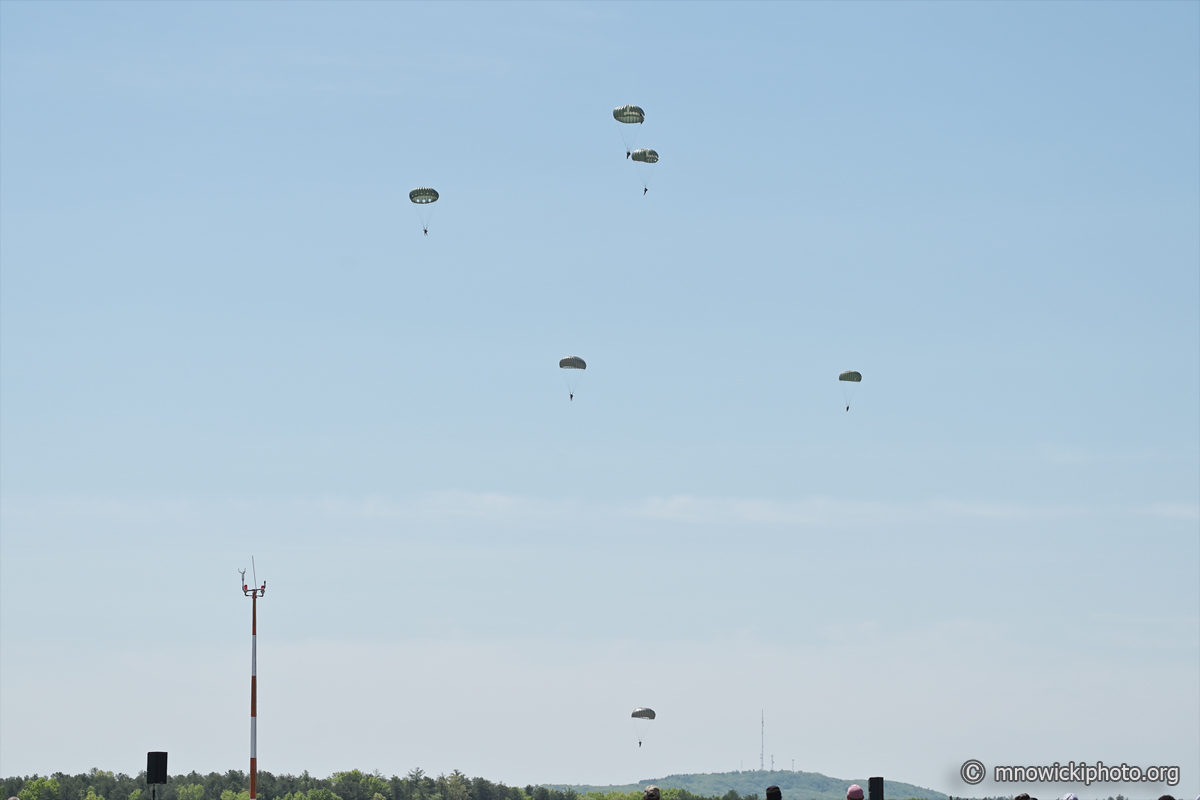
412;205;434;234
617;119;640;157
622;123;641;159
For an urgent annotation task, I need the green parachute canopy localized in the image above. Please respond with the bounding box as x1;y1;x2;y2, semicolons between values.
560;356;586;398
839;370;862;410
409;187;439;204
631;707;655;748
613;105;645;124
631;148;658;163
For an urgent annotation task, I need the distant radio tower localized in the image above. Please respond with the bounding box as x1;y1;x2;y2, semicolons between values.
760;711;764;771
240;562;266;800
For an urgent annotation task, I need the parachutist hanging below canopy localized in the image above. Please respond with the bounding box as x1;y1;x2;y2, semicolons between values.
613;104;645;158
631;707;655;747
630;149;658;195
409;187;439;235
839;370;862;411
560;356;586;400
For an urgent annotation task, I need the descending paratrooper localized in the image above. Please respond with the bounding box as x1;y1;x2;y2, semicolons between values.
631;148;658;195
631;707;655;747
409;187;439;235
560;356;586;400
839;370;862;411
613;104;645;159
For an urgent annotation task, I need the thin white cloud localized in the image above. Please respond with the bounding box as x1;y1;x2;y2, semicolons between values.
1143;501;1200;520
1035;442;1160;466
2;493;1195;530
620;494;1193;527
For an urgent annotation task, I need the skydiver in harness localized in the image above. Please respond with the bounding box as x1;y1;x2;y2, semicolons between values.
423;227;428;236
643;187;648;196
570;393;573;401
626;151;631;159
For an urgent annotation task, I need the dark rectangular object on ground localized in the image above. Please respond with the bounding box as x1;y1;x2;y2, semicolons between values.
147;752;168;785
868;778;884;800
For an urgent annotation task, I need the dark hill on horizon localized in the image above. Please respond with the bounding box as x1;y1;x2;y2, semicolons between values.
545;770;948;800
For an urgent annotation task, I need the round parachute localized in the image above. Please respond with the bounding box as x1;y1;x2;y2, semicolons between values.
631;707;655;748
560;356;586;399
613;105;645;124
409;187;439;234
839;370;862;410
630;149;658;193
614;105;646;159
409;187;439;204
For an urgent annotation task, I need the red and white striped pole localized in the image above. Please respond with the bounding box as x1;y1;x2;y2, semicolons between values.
242;571;266;800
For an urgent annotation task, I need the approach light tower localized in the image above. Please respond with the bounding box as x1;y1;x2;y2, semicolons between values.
241;565;266;800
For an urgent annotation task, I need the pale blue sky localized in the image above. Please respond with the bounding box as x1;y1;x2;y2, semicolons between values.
1;1;1197;795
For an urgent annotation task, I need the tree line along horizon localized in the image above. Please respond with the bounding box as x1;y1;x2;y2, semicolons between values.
5;770;765;800
1;770;1139;800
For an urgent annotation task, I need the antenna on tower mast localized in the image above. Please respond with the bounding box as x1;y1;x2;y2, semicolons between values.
760;710;764;771
241;560;266;800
